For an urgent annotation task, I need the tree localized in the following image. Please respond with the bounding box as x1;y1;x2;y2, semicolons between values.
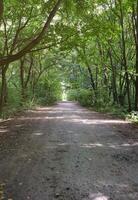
0;0;61;112
0;0;61;66
0;0;3;20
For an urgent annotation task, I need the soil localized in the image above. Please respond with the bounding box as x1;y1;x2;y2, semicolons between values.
0;101;138;200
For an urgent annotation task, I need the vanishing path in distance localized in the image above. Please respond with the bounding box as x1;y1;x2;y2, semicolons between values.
0;102;138;200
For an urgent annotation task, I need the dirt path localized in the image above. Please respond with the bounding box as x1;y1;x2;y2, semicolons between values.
0;102;138;200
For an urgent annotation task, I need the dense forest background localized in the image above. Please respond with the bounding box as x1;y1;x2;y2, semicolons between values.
0;0;138;120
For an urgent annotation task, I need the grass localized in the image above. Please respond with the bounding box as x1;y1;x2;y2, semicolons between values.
0;99;37;119
92;104;138;124
0;98;58;120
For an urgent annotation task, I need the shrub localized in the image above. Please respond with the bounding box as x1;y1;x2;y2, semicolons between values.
67;88;93;106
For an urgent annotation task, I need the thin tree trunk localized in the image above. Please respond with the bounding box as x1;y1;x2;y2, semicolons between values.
119;0;131;111
20;58;25;101
109;49;118;104
87;64;96;91
134;0;138;110
0;0;3;20
0;66;8;113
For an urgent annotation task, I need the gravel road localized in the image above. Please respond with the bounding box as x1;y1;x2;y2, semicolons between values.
0;101;138;200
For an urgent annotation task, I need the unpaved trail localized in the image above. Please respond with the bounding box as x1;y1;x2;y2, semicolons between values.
0;102;138;200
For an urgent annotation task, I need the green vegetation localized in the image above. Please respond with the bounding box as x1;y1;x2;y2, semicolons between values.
0;0;138;122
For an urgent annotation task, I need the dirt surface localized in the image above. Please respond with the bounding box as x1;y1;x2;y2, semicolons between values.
0;101;138;200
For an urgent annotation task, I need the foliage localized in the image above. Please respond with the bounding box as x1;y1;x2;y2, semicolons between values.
127;112;138;124
0;0;138;122
67;89;93;107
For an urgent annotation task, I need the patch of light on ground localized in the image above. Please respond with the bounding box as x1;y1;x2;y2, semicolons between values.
89;192;109;200
0;129;8;133
33;132;44;136
64;118;131;125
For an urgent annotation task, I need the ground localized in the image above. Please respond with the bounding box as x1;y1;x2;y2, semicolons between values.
0;101;138;200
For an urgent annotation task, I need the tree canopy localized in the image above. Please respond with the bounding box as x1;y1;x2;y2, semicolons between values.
0;0;138;118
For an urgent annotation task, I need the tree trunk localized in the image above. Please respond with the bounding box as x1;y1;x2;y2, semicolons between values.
0;66;8;113
109;49;118;104
0;0;3;20
20;58;26;101
87;64;96;91
135;0;138;110
119;0;131;111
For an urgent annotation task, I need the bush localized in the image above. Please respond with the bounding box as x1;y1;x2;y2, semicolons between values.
127;111;138;123
67;88;93;106
67;89;78;101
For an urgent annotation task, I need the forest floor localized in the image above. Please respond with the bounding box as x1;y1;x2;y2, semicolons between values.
0;101;138;200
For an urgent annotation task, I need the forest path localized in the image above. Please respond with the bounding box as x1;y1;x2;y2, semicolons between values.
0;101;138;200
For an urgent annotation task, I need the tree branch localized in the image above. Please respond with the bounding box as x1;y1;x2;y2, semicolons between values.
0;0;61;66
0;0;3;20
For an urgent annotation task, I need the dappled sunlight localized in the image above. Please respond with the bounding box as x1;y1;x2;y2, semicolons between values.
80;142;138;149
18;112;131;127
0;126;8;133
30;110;91;114
57;142;69;146
81;143;114;149
19;117;43;120
0;102;137;200
33;109;91;115
34;141;138;150
81;143;104;148
21;104;132;127
15;124;23;128
28;110;49;113
108;142;138;148
0;118;12;123
44;116;65;119
0;125;7;129
35;107;53;111
63;118;131;125
19;116;65;120
89;193;109;200
0;129;8;133
32;132;44;136
0;125;9;135
121;142;138;147
41;142;69;149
